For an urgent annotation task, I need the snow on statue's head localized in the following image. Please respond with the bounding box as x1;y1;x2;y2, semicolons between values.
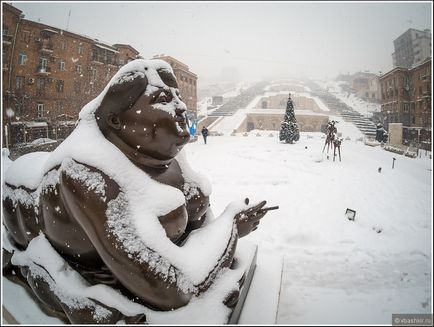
82;59;190;163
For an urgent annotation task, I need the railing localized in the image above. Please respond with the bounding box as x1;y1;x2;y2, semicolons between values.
91;56;117;66
36;66;51;74
3;34;13;43
402;126;432;151
39;42;54;52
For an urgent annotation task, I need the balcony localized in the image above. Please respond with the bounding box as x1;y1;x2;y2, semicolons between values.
3;34;13;45
38;42;54;54
91;59;104;65
36;65;51;75
422;91;431;98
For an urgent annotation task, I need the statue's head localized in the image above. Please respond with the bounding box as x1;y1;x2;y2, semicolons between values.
94;59;190;163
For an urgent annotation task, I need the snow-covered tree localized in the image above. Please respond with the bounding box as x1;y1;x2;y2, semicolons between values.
279;93;300;144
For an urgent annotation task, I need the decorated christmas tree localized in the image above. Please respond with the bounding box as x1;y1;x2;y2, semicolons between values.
279;93;300;143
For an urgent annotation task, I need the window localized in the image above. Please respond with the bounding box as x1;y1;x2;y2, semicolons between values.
106;68;111;81
18;53;27;65
36;78;46;91
60;41;67;51
20;30;30;43
39;57;48;68
37;103;45;118
16;76;24;90
56;80;64;92
91;67;98;82
91;49;99;62
60;60;66;71
78;44;84;55
2;47;7;65
74;81;81;94
75;64;82;74
3;25;9;35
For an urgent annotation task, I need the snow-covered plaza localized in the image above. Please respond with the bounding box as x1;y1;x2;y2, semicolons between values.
186;128;432;324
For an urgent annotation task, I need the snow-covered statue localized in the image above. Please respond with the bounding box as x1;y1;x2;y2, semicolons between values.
322;120;337;153
375;123;388;143
3;59;270;324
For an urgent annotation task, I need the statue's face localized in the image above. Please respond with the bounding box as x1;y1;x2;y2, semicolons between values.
116;84;190;161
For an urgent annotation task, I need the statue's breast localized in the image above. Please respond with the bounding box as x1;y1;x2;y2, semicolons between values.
143;160;190;243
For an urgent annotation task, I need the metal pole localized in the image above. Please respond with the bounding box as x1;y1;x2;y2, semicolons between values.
4;125;9;148
66;10;71;30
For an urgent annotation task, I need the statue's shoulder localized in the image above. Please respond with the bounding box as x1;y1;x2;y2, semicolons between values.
4;151;52;191
59;158;120;203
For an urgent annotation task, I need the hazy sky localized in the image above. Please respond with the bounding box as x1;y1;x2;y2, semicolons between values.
10;1;433;83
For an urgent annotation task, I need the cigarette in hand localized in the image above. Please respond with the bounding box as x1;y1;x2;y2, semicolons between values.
261;206;279;212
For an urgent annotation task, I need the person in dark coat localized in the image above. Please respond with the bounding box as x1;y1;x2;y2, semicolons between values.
201;126;209;144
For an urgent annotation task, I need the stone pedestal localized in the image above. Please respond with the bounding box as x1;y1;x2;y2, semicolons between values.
3;241;283;324
388;123;403;146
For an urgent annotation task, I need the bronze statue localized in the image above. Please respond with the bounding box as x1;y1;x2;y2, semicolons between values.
2;59;271;324
333;137;342;162
322;120;337;153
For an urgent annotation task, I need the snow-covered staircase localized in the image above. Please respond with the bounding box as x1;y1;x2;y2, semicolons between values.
208;81;268;117
209;112;246;134
340;110;377;138
307;83;377;139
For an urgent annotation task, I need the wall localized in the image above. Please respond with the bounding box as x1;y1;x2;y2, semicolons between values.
235;112;328;133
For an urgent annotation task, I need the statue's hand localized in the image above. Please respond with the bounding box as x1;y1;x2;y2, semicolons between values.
234;199;267;238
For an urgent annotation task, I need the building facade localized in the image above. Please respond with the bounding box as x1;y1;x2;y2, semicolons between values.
254;93;326;112
379;58;431;129
152;54;198;119
351;73;380;102
392;28;431;69
2;3;139;146
236;110;329;133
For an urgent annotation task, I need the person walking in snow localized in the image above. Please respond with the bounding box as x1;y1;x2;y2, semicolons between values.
201;126;209;144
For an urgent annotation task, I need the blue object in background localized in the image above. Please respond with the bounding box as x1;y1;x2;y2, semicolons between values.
189;120;197;136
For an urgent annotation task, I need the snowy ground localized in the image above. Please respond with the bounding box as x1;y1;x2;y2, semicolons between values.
186;131;432;324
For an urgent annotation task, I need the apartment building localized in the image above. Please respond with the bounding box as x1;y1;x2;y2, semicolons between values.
152;54;198;119
351;73;380;102
392;28;431;68
2;3;139;146
379;58;431;129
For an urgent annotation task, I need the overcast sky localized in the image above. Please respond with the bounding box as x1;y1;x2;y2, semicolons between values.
10;1;432;83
